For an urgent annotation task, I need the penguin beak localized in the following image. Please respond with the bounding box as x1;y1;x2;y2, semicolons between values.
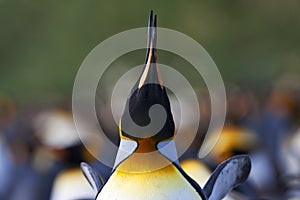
120;11;175;143
137;10;163;89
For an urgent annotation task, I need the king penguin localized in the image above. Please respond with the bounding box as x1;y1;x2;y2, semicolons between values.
96;11;206;200
81;11;251;200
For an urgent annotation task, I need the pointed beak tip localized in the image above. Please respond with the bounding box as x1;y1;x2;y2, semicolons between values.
136;10;162;89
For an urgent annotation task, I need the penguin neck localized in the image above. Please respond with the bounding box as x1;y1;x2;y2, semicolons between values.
135;138;157;153
117;150;172;173
116;138;174;173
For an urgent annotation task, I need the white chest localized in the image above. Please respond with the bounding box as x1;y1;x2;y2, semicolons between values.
97;164;202;200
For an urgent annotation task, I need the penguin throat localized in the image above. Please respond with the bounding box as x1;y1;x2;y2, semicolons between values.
117;150;172;173
135;138;157;153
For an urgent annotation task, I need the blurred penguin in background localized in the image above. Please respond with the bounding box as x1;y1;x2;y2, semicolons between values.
0;93;18;199
2;115;40;200
180;87;259;199
203;88;258;166
32;109;96;200
1;107;98;200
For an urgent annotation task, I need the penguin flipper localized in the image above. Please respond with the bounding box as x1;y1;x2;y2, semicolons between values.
203;155;251;200
80;162;103;192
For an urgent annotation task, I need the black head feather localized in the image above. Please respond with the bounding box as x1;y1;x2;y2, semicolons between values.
120;11;175;143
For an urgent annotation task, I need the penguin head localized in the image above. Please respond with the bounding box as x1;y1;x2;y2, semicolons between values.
119;11;175;153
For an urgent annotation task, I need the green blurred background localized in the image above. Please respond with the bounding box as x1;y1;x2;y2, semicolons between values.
1;0;299;106
1;1;300;199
